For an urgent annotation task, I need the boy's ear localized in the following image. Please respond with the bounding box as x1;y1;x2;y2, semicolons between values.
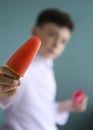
32;27;39;36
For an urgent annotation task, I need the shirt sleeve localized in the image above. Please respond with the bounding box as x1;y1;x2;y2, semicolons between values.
54;102;70;125
0;96;16;110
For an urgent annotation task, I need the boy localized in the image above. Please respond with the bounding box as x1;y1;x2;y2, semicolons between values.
0;9;88;130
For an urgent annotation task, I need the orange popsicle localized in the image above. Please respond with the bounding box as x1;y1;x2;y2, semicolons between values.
5;36;41;77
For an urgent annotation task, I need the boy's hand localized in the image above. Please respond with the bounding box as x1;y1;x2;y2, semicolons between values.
0;66;20;98
72;96;88;112
58;96;88;113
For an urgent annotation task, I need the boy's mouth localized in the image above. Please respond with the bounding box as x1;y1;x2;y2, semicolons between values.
48;49;55;55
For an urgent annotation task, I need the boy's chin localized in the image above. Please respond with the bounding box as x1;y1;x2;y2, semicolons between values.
45;54;59;60
39;52;59;59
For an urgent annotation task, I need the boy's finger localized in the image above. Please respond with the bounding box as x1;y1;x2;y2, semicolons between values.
0;66;19;79
85;96;89;102
0;89;17;98
0;85;17;92
82;96;88;104
0;75;20;86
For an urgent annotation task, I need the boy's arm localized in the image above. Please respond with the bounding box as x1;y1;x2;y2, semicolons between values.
54;97;88;125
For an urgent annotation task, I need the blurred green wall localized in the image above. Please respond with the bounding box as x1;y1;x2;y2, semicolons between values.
0;0;93;129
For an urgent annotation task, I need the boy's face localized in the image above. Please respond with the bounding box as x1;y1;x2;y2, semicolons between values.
32;23;71;59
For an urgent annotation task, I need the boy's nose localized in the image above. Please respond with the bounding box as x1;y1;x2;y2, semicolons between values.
52;40;59;48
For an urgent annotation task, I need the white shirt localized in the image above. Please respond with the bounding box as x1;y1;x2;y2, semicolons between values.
0;55;69;130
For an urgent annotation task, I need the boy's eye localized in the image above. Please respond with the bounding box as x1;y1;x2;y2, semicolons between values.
48;32;57;37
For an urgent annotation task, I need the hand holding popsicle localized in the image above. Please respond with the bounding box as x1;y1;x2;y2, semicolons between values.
58;90;88;113
0;66;20;98
0;36;41;98
72;90;88;112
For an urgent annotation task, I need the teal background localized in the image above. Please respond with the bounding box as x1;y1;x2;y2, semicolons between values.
0;0;93;129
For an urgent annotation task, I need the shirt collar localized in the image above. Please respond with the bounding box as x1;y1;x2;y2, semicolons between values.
34;54;53;68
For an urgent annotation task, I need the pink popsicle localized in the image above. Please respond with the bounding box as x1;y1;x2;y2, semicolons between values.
72;90;84;104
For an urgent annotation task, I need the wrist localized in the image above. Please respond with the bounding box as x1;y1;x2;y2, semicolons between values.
58;100;74;113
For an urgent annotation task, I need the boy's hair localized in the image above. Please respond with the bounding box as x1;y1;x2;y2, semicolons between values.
35;8;74;31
